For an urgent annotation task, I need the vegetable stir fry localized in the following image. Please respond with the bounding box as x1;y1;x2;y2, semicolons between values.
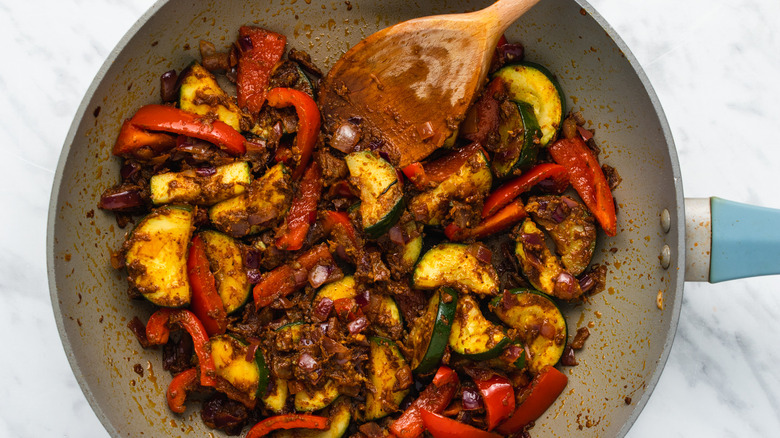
99;24;619;438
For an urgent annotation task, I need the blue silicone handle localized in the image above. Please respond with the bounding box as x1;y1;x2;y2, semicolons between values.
710;197;780;282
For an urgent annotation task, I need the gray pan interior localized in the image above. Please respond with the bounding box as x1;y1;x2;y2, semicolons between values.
47;0;684;436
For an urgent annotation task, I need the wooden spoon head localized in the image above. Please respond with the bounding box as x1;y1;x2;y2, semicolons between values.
319;13;497;167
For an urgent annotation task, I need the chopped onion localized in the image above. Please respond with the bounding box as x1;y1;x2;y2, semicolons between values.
297;353;319;373
461;387;483;410
120;161;141;182
98;189;144;211
347;316;368;334
293;268;309;285
540;321;557;339
388;225;405;245
312;297;334;322
308;265;332;288
355;290;370;307
159;70;179;103
521;232;543;247
237;35;252;52
195;166;217;177
330;122;361;153
246;269;262;284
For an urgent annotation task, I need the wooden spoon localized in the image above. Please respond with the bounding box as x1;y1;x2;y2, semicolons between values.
318;0;541;167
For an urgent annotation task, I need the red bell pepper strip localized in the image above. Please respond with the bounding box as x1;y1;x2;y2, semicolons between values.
112;118;177;157
548;137;617;236
400;162;427;188
445;198;527;241
145;308;217;387
495;366;568;435
187;235;227;336
236;26;286;114
245;414;329;438
481;163;568;218
460;77;505;147
419;409;502;438
321;210;358;245
253;243;333;308
390;366;459;438
276;162;323;251
474;375;516;431
166;367;198;414
265;88;321;180
121;104;246;155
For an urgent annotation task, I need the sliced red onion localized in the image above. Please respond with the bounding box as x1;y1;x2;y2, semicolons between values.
237;35;253;53
521;232;544;247
347;116;363;125
498;43;524;64
160;69;179;103
355;290;370;307
312;297;334;322
98;189;145;211
551;203;568;224
246;269;262;284
195;166;217;177
561;196;578;208
244;249;260;269
388;225;405;245
577;125;594;141
244;338;261;363
347;316;368;334
120;161;141;182
504;344;523;362
579;273;596;293
555;271;578;298
293;268;309;286
308;265;332;289
560;346;578;366
321;336;349;355
540;321;557;339
470;244;493;264
297;353;319;373
461;387;483;410
330;122;361;153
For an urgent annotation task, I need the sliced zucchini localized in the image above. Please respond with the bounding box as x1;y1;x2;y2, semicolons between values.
314;275;357;304
150;161;251;206
407;148;492;226
344;150;405;238
124;205;194;307
295;378;340;412
209;163;293;238
179;62;243;131
408;287;458;375
492;100;542;178
412;243;499;296
515;218;583;300
274;322;305;352
363;336;410;421
276;397;351;438
401;234;424;270
526;195;597;276
493;62;564;147
261;377;288;413
369;294;404;339
490;288;568;374
198;230;251;313
448;294;510;360
209;334;270;406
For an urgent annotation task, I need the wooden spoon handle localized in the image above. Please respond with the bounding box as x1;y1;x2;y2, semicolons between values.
481;0;541;44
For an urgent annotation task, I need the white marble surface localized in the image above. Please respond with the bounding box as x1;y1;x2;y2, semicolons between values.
3;0;780;436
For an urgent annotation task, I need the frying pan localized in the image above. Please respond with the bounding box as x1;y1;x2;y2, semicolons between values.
46;0;777;436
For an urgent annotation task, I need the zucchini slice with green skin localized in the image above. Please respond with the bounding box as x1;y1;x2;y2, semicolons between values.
261;377;288;413
294;379;340;412
314;275;357;304
124;205;194;308
179;62;243;132
197;230;251;313
367;294;405;340
274;321;305;352
363;336;411;421
408;287;458;375
448;294;510;360
489;288;568;374
276;396;352;438
150;161;251;206
344;150;405;238
209;163;293;238
412;243;500;296
492;100;543;178
209;334;270;406
407;148;492;226
515;218;583;300
493;62;564;147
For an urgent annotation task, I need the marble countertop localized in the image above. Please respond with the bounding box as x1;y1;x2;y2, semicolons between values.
3;0;780;436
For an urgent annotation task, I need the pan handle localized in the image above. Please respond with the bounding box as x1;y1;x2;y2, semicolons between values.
685;197;780;282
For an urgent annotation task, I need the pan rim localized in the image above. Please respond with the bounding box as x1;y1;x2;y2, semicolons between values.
46;0;687;436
